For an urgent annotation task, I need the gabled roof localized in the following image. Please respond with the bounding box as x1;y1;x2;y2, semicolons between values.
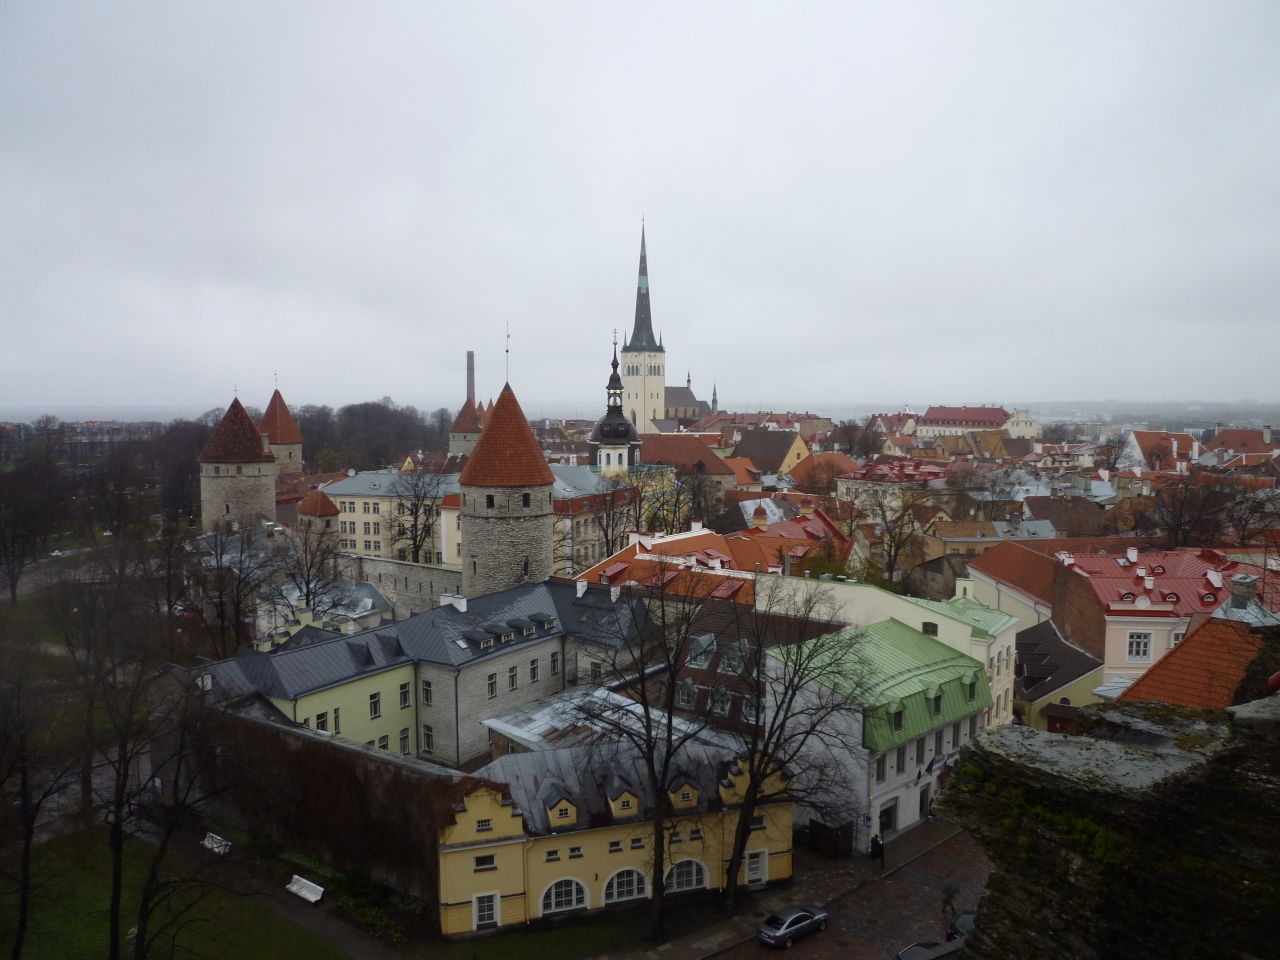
1114;618;1265;709
297;490;339;517
900;595;1020;639
1022;496;1106;534
1062;549;1278;618
450;397;483;434
1204;429;1279;455
788;452;858;488
639;434;736;475
732;430;804;473
1014;619;1103;702
259;389;304;445
965;541;1056;608
459;385;555;488
918;406;1010;428
199;398;275;464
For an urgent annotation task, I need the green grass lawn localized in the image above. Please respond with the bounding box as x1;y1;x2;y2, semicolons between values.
1;830;351;960
411;918;637;960
0;592;65;652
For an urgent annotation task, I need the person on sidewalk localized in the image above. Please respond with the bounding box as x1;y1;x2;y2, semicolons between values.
941;882;960;917
869;834;884;870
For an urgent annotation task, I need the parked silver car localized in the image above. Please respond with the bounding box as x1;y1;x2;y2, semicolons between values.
756;905;829;948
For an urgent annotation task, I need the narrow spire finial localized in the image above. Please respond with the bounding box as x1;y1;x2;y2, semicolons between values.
505;322;511;381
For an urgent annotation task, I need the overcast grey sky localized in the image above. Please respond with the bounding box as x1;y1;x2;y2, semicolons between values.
1;2;1277;419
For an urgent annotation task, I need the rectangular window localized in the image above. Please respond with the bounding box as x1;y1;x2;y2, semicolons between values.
569;846;583;858
372;522;380;535
369;692;381;719
487;673;497;699
915;737;926;765
363;540;371;551
670;832;682;843
590;661;603;682
895;745;907;773
476;819;493;832
545;850;560;861
952;721;961;747
315;712;328;732
1172;631;1186;647
364;522;371;535
422;724;434;753
530;658;539;683
969;715;977;738
333;707;340;734
935;729;943;755
551;652;559;675
932;694;943;716
741;697;759;724
508;666;518;691
893;709;904;731
750;814;766;831
689;829;703;841
630;838;644;849
609;840;622;852
372;502;379;514
474;855;496;871
712;691;732;715
399;728;409;755
363;502;370;514
377;735;389;750
399;682;410;709
373;541;380;551
475;894;495;926
967;680;977;702
875;755;886;783
1127;632;1152;660
677;687;695;708
422;680;432;705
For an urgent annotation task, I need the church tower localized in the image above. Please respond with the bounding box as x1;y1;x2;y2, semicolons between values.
619;226;665;431
459;384;555;597
258;389;304;470
198;398;278;532
589;341;641;478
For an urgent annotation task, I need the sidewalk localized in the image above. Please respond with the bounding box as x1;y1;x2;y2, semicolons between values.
582;819;963;960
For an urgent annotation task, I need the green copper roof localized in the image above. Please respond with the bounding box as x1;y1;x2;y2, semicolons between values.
772;618;992;751
900;595;1019;640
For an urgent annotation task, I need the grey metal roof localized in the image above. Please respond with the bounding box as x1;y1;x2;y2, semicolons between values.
321;469;461;498
202;581;652;701
1015;619;1103;702
476;740;741;835
550;464;612;499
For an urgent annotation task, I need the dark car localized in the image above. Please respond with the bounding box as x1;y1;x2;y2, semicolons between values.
947;911;975;940
893;941;942;960
756;905;828;948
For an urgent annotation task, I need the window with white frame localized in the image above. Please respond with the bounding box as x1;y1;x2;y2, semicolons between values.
369;692;381;719
875;755;886;783
676;687;695;709
422;724;434;753
422;680;432;705
399;683;410;709
474;854;496;871
1127;631;1152;660
508;666;518;691
741;696;759;724
605;869;646;902
542;878;586;913
487;673;497;698
664;859;706;891
475;893;496;927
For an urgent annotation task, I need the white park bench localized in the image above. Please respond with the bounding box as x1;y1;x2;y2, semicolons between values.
286;875;325;904
201;833;231;856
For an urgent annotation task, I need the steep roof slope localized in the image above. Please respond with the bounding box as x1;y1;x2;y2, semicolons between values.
1115;618;1264;709
199;398;275;463
639;434;735;475
459;384;555;488
297;490;339;517
258;389;303;445
450;397;483;433
965;541;1056;607
732;430;803;474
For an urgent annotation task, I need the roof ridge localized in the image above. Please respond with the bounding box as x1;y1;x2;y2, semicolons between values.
199;398;276;464
259;389;304;445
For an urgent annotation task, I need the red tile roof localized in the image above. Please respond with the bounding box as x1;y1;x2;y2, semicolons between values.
1061;549;1277;618
1115;618;1264;709
965;541;1056;607
918;406;1009;428
789;451;858;486
199;398;275;464
450;397;482;433
459;385;555;488
297;490;340;517
258;389;303;445
1205;429;1279;455
639;434;736;476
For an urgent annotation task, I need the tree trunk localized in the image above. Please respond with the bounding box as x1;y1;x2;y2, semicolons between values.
80;686;97;819
12;743;32;960
108;754;129;960
648;816;668;941
723;776;762;913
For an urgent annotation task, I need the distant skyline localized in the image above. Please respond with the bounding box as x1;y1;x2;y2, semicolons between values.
2;3;1278;410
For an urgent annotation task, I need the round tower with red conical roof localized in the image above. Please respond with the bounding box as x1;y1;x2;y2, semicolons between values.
198;398;278;531
458;383;555;597
258;389;304;469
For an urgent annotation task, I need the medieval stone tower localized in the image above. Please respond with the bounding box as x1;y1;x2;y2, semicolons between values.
458;384;555;597
258;389;304;470
619;225;665;431
198;398;279;531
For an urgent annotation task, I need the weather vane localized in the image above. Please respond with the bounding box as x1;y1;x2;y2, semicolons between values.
505;322;511;381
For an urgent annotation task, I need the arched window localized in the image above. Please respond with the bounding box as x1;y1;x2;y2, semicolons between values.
542;878;586;914
664;859;706;891
604;869;646;903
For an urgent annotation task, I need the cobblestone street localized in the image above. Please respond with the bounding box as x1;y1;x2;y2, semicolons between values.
717;832;992;960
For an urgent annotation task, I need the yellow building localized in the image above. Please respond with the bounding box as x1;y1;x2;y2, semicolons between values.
438;746;793;935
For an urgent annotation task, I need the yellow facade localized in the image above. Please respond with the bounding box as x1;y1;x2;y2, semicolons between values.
270;664;420;752
438;765;794;936
1016;665;1104;731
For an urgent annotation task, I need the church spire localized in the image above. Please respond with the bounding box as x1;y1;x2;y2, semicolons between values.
624;224;663;353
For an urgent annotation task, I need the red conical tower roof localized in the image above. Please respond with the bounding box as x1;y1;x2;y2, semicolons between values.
259;389;303;445
199;398;275;463
298;490;340;517
459;384;555;488
450;397;483;433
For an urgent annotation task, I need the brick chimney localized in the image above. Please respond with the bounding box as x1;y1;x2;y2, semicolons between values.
1231;574;1259;609
1265;425;1273;445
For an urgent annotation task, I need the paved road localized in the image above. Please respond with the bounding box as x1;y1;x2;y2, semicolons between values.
717;832;991;960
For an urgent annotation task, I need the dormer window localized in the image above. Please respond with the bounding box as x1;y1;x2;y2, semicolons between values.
1122;593;1134;602
480;638;494;649
1164;593;1178;603
557;807;570;819
501;632;514;642
523;625;535;636
1203;593;1215;603
620;798;632;810
1153;565;1165;574
543;618;556;629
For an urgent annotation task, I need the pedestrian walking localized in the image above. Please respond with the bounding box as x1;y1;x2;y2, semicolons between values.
869;834;884;870
941;882;960;917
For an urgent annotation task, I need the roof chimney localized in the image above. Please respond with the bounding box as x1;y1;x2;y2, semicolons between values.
1265;425;1273;445
1231;574;1259;609
466;351;475;404
1127;547;1139;564
440;593;467;612
610;584;620;603
576;579;588;598
1144;576;1155;591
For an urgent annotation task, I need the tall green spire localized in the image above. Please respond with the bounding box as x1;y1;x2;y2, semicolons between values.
624;224;663;353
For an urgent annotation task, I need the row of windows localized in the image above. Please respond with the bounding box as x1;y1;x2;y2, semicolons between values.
471;861;704;923
302;709;339;733
485;656;557;697
621;364;663;377
339;539;382;551
874;718;977;783
675;686;760;723
338;500;381;514
339;520;381;535
888;682;979;732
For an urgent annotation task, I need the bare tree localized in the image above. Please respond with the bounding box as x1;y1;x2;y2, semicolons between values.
717;576;874;910
1095;434;1128;473
573;567;722;940
850;482;928;585
387;467;451;564
272;523;349;621
1155;478;1226;548
595;477;641;558
186;528;279;660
